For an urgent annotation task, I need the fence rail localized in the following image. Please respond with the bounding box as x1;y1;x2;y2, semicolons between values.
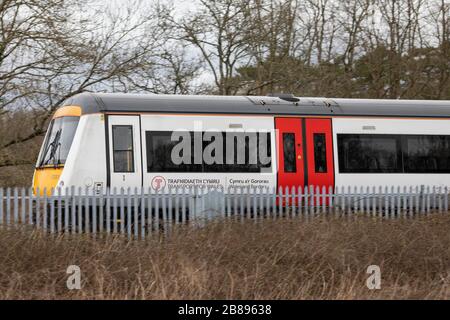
0;186;448;237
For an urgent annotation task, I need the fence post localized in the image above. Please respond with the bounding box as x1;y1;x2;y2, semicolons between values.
363;186;368;217
140;187;145;239
419;185;425;214
49;188;55;233
64;187;69;233
445;186;449;213
154;187;160;233
162;187;168;236
356;186;362;215
336;186;342;216
253;187;259;221
402;186;407;217
0;188;3;226
257;187;263;221
270;187;276;220
13;187;18;225
5;188;11;228
99;186;104;235
35;188;40;228
232;187;238;221
352;186;357;215
226;187;231;219
181;186;186;224
298;186;303;218
304;186;310;217
246;186;251;220
147;186;153;236
311;186;316;216
134;187;139;238
57;187;62;232
43;188;48;233
71;186;77;234
395;186;400;218
327;186;333;215
28;187;33;225
378;186;384;218
20;187;26;224
164;187;170;233
346;186;351;216
77;187;82;234
315;186;320;215
84;186;90;234
92;187;97;236
174;187;180;226
107;188;113;234
407;186;413;218
389;186;394;219
333;186;338;216
126;187;132;238
278;186;283;218
121;187;127;235
239;186;245;223
432;186;437;211
290;186;296;218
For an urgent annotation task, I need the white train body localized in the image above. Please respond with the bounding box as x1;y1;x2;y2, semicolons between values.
32;93;450;195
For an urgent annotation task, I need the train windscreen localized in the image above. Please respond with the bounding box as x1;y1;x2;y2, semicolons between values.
37;116;79;167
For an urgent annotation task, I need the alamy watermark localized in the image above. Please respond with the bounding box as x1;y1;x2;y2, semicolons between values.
366;265;381;290
167;123;273;172
66;265;81;290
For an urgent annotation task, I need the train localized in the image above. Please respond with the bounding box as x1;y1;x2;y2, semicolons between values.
32;92;450;195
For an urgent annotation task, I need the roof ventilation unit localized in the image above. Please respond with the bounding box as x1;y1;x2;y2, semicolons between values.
267;93;300;103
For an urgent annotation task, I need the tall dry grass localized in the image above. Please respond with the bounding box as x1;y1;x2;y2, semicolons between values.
0;215;449;299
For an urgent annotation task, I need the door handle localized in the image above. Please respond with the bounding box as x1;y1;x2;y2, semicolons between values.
297;155;302;160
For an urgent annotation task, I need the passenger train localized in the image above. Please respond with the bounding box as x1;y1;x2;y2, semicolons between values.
32;93;450;195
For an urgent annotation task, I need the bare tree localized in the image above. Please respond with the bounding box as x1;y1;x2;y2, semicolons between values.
169;0;253;95
0;0;175;164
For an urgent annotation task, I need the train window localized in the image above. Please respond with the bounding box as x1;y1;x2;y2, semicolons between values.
283;133;296;173
146;131;202;172
313;133;327;173
403;135;450;173
219;132;272;173
112;125;134;173
38;116;79;167
146;131;272;173
337;134;402;173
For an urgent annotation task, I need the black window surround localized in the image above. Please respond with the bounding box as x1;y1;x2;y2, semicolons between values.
338;133;450;174
282;133;296;173
313;133;328;173
146;131;272;173
112;125;135;173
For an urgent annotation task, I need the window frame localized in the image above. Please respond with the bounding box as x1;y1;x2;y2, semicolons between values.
282;132;297;173
337;133;450;174
313;133;328;173
37;116;80;168
145;130;272;173
337;134;403;174
402;134;450;174
112;125;135;173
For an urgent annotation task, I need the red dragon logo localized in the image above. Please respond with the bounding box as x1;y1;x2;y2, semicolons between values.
151;176;166;191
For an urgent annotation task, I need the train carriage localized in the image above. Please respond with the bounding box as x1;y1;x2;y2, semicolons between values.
32;93;450;195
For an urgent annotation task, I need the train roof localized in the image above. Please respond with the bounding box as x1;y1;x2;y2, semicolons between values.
61;92;450;118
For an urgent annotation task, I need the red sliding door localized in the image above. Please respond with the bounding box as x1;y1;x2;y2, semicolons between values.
275;118;305;190
304;118;334;190
276;117;334;191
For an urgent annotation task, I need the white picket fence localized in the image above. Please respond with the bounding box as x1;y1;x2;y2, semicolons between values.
0;186;448;237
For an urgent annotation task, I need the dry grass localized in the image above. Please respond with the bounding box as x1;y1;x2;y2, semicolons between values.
0;214;449;299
